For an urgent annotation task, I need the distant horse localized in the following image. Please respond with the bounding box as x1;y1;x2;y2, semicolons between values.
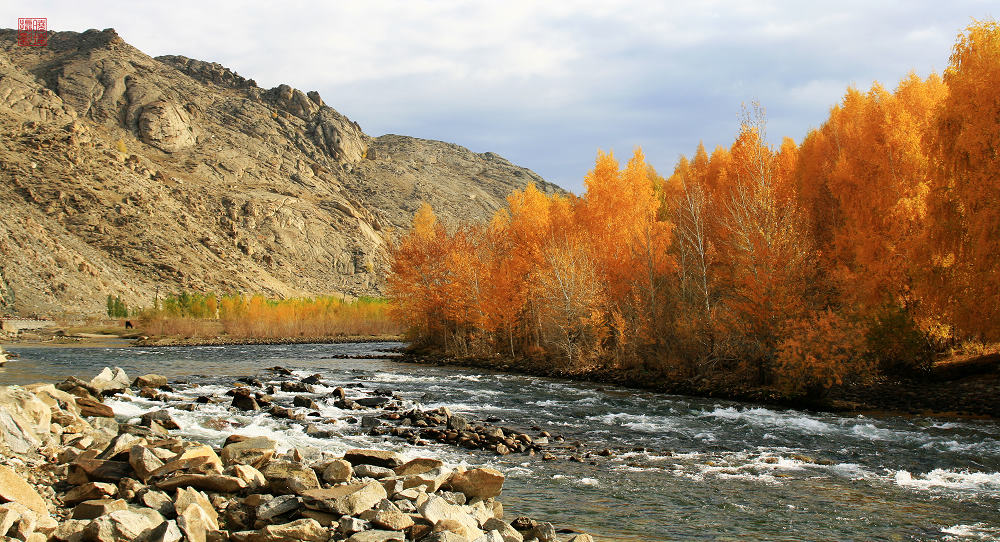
125;320;134;329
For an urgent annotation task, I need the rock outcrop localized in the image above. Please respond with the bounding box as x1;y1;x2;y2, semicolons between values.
0;27;562;317
0;368;593;542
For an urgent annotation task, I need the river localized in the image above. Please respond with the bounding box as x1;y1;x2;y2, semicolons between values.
1;341;998;541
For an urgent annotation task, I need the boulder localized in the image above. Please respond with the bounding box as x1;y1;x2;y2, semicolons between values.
354;464;393;479
321;459;352;484
371;501;413;531
228;464;267;489
140;410;181;430
0;464;49;517
147;520;183;542
83;509;156;542
152;445;223;477
71;498;127;520
418;495;482;540
526;522;557;542
565;535;594;542
140;490;176;518
393;458;443;477
89;367;130;396
63;482;118;506
220;436;276;468
420;533;466;542
0;504;22;538
49;518;90;541
156;473;248;493
256;494;300;521
75;397;114;418
403;466;452;493
482;518;524;542
230;389;260;411
134;374;169;389
130;445;166;481
260;461;320;495
0;386;52;438
0;406;41;454
448;468;505;499
176;502;216;542
98;433;147;460
292;396;319;410
173;487;219;529
342;449;402;469
447;415;469;432
249;518;328;542
301;481;386;516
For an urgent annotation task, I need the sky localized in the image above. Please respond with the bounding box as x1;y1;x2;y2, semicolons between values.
2;1;994;193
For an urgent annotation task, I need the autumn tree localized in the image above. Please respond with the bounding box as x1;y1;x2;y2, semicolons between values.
925;19;1000;341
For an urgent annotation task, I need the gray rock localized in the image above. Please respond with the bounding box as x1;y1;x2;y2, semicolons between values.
336;516;368;537
256;495;300;521
301;481;387;516
354;464;394;479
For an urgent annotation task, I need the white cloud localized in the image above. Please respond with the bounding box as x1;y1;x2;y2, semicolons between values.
1;0;991;193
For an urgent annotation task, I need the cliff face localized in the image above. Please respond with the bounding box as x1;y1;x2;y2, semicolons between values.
0;28;560;317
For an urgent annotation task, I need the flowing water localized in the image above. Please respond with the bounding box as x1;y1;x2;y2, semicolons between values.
2;342;999;541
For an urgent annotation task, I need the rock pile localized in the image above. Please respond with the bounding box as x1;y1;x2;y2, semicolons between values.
0;368;594;542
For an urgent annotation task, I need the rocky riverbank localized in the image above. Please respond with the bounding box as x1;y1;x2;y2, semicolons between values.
0;367;595;542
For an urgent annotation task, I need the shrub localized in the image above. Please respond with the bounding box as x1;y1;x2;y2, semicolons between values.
774;309;871;397
865;305;933;375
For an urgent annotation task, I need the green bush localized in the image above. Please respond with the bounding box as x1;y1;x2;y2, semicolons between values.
865;305;933;375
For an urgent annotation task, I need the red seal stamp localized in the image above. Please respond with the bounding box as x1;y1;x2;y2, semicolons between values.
17;18;47;46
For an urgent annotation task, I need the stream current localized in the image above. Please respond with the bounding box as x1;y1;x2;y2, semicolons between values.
2;341;998;541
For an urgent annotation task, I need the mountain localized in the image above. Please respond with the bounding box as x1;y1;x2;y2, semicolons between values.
0;28;560;318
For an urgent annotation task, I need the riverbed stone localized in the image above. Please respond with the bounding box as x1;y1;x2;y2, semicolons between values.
448;468;504;499
0;504;22;537
261;461;320;495
89;367;131;396
301;481;387;516
130;445;166;482
49;518;90;541
336;516;368;537
249;518;327;542
220;437;276;468
177;502;216;542
526;522;557;542
141;410;181;430
62;482;117;506
174;487;219;529
418;495;482;540
147;519;183;542
421;533;466;542
321;459;353;484
403;466;453;493
256;495;299;521
140;490;176;518
229;464;267;489
564;534;594;542
354;464;394;479
134;375;169;389
482;518;523;542
153;444;223;477
370;500;413;531
393;458;443;477
84;509;155;542
156;473;248;493
0;465;49;517
343;449;402;469
71;498;127;520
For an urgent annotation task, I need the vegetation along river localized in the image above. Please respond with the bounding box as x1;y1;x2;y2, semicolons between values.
2;342;998;541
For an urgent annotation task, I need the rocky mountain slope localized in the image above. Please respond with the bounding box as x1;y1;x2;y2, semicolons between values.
0;28;560;318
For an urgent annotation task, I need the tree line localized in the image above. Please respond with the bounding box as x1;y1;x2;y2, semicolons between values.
387;20;1000;397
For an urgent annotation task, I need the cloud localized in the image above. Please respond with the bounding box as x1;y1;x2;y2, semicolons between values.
1;0;993;192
